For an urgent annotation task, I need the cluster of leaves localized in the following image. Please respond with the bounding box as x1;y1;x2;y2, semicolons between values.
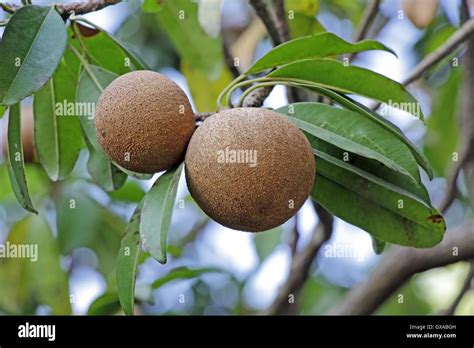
0;0;448;315
218;32;446;250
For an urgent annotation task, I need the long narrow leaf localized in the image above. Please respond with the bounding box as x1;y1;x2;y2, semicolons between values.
6;104;37;213
140;165;183;264
278;103;422;186
117;202;143;316
269;59;424;121
247;32;396;74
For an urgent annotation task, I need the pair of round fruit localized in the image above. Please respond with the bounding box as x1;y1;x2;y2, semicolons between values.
95;71;315;232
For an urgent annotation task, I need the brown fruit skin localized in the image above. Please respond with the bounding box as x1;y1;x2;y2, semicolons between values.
2;105;35;163
95;70;195;173
185;108;316;232
403;0;438;29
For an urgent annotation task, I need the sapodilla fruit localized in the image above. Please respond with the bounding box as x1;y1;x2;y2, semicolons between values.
95;70;195;173
403;0;438;28
185;108;316;232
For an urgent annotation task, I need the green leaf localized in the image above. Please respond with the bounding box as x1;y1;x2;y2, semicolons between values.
151;267;221;289
423;70;461;176
155;0;224;78
109;179;145;203
285;0;319;16
288;12;325;38
304;131;430;203
254;227;282;261
0;5;67;105
25;214;72;314
87;292;121;315
71;19;150;73
76;65;127;190
268;59;424;121
278;103;421;185
140;165;183;264
33;46;84;181
142;0;162;13
291;83;433;179
6;104;36;213
0;106;6;118
312;151;445;248
84;135;127;191
247;33;396;75
55;185;124;277
371;236;386;255
0;164;51;204
117;202;143;316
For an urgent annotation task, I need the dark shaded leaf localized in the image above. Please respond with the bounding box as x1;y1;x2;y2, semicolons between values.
140;165;183;264
117;202;143;316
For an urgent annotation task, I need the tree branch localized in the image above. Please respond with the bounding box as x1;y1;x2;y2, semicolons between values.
353;0;381;42
371;17;474;110
266;202;333;315
328;222;474;315
402;18;474;85
438;3;474;213
245;0;290;107
438;147;470;213
0;0;121;18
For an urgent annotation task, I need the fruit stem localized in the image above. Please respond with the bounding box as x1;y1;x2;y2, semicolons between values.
69;43;105;92
216;74;246;108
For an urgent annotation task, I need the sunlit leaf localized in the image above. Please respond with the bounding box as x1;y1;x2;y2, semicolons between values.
0;6;67;105
247;33;396;74
269;59;424;121
140;165;183;264
33;46;84;181
278;103;421;185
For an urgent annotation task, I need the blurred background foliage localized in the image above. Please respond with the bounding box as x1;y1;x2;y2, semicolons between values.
0;0;472;315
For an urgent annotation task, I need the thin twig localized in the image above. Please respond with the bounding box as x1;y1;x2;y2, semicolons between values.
372;17;474;110
290;215;300;256
403;18;474;85
246;0;290;107
266;202;333;315
0;0;121;18
194;112;215;122
249;0;285;45
439;147;470;213
223;38;241;80
0;2;17;13
349;0;381;63
354;0;381;42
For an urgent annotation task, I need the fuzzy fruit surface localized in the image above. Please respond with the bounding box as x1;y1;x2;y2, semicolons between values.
95;70;195;173
185;107;316;232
